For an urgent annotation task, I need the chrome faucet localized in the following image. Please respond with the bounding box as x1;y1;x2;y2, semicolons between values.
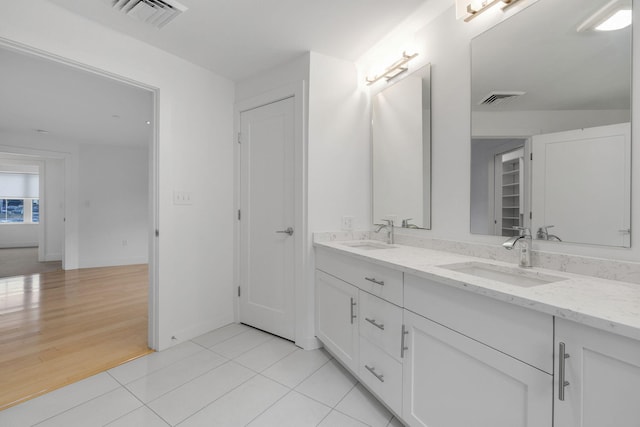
374;219;394;244
536;225;562;241
401;218;419;229
502;227;532;268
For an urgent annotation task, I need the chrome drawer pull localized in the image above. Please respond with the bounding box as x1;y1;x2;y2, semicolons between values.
364;277;385;286
365;318;385;330
365;365;385;383
401;324;409;359
350;297;357;324
558;342;570;401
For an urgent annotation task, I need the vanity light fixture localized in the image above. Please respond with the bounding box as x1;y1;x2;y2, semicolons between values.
577;0;632;32
463;0;520;22
365;52;418;86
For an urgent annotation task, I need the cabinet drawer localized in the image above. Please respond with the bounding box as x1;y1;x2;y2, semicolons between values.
404;274;553;373
359;336;402;416
316;248;403;306
359;290;403;361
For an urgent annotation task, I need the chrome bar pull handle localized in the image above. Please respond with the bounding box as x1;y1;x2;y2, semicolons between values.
275;227;294;236
558;342;570;401
365;277;385;286
365;365;385;383
365;318;385;330
401;324;409;359
350;297;357;324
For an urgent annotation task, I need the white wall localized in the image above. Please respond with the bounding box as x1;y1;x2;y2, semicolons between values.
78;144;148;267
0;224;38;248
360;2;640;263
43;158;64;261
473;109;631;137
0;1;236;350
308;52;371;233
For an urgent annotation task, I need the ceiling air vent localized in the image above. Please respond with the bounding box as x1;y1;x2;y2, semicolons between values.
104;0;188;28
478;91;526;106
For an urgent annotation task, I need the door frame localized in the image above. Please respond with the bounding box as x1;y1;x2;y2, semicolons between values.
0;38;161;350
234;82;310;348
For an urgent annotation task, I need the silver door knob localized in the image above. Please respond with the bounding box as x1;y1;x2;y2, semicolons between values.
276;227;294;236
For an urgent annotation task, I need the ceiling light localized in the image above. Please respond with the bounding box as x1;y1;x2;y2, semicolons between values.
365;52;418;86
577;0;632;32
145;121;151;125
596;9;632;31
463;0;520;22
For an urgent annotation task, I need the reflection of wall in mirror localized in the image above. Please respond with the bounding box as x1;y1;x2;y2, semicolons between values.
373;74;423;226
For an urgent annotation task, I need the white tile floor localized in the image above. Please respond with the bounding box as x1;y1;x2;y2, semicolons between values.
1;323;406;427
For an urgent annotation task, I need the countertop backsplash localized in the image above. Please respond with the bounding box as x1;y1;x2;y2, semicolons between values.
313;230;640;285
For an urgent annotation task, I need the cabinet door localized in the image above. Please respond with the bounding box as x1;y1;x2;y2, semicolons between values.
554;319;640;427
315;270;358;372
402;310;552;427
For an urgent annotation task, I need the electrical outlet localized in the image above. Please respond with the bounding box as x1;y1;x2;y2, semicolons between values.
342;216;354;231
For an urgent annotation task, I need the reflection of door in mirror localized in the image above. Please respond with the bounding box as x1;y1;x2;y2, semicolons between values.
531;123;631;247
470;139;528;236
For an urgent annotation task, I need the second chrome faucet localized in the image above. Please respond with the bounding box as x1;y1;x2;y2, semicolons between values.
374;219;395;244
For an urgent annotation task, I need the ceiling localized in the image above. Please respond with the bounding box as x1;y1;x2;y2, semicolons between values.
0;47;153;147
1;0;433;147
46;0;430;81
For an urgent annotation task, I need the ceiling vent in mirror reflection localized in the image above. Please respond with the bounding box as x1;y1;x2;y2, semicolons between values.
478;91;526;106
103;0;188;28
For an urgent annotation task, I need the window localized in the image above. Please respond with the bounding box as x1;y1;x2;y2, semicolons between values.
0;198;39;223
0;172;40;224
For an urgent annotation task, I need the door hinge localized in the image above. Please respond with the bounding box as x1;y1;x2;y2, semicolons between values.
237;209;241;220
237;132;241;144
530;153;533;160
237;286;241;297
529;212;532;220
155;229;159;237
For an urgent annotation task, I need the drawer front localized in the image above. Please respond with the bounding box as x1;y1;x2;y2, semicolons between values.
359;336;403;416
359;290;403;361
404;274;553;373
316;248;403;306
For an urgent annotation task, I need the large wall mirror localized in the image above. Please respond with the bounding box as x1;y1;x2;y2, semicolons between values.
470;0;632;247
372;64;431;229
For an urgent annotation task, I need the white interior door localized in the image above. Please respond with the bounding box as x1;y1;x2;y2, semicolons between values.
531;122;630;247
239;97;295;341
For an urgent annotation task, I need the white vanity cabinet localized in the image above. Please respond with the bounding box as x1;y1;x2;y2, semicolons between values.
402;309;552;426
402;274;553;426
315;269;359;372
554;319;640;427
315;248;404;415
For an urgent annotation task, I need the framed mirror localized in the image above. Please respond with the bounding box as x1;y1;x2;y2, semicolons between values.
470;0;632;247
372;63;431;229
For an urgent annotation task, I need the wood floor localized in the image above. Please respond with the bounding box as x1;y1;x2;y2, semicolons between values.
0;264;151;410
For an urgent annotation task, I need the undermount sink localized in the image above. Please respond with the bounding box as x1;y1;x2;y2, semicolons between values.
439;261;565;288
340;240;397;250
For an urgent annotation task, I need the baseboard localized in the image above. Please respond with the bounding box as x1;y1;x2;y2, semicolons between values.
296;335;322;350
0;242;38;249
78;256;148;269
44;252;62;262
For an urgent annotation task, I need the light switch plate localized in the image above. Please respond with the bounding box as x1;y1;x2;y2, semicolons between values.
173;190;193;205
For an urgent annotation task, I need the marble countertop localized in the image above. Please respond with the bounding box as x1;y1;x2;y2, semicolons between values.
314;240;640;342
